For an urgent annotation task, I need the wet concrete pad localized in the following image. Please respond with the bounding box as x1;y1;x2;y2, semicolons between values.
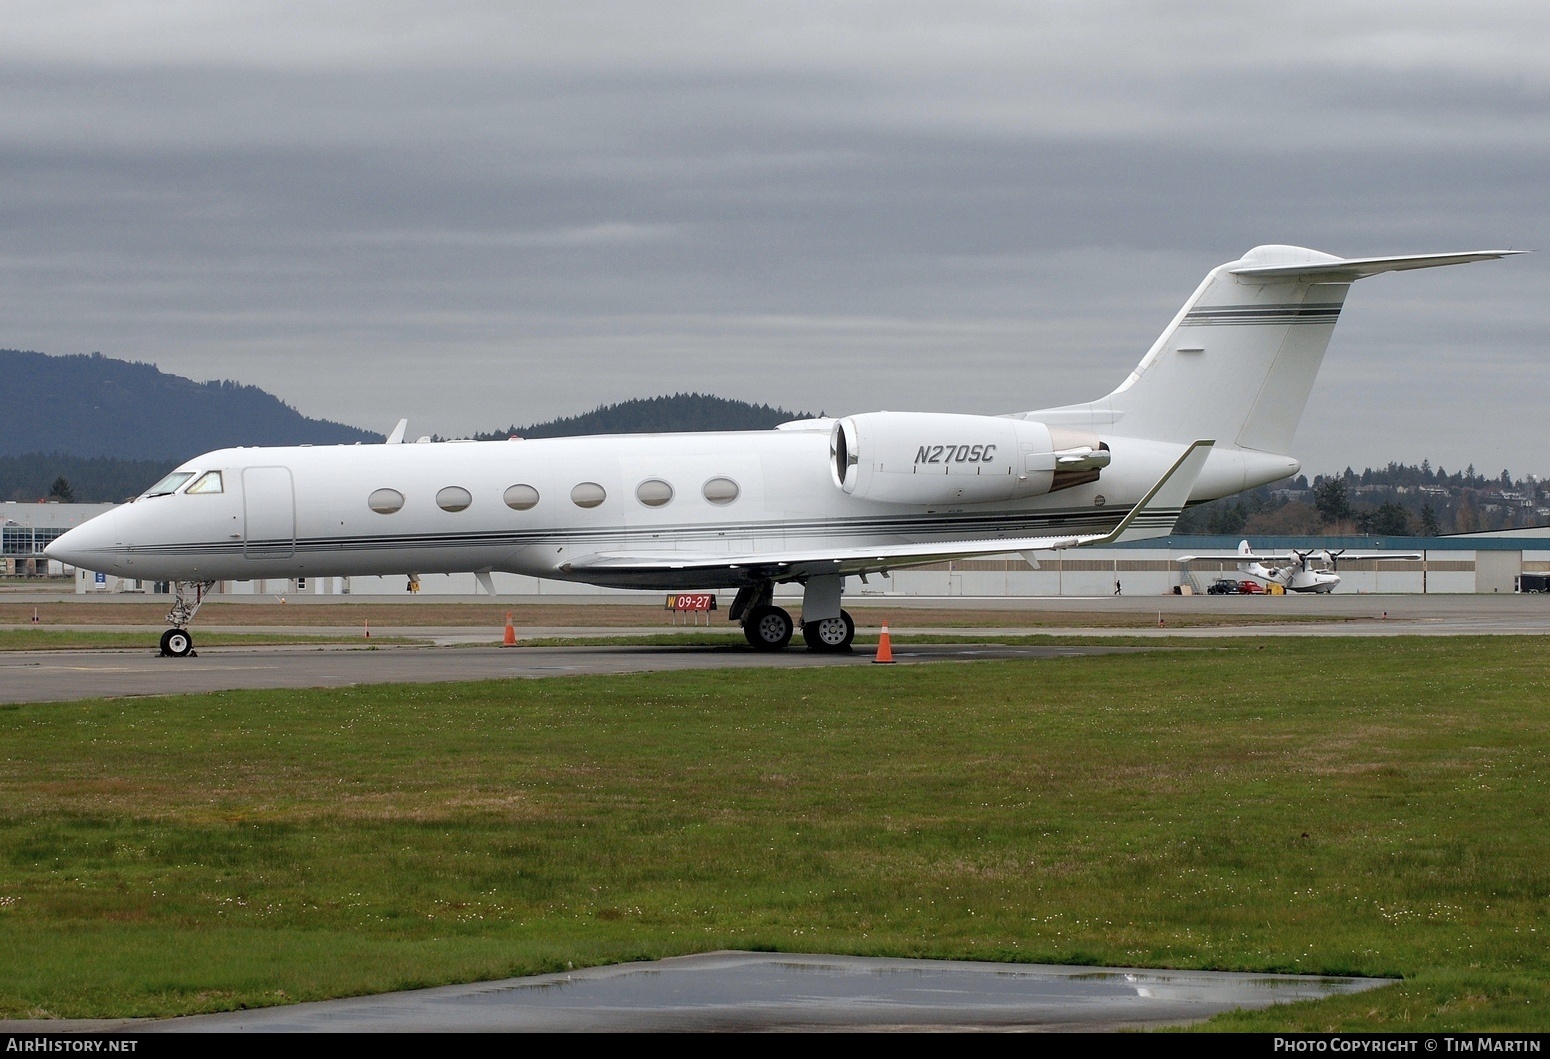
138;951;1392;1032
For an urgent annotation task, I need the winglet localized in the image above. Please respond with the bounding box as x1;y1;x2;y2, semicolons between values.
386;419;408;445
1083;440;1214;546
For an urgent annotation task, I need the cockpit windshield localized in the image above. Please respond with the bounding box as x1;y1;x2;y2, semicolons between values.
185;471;223;494
142;471;195;498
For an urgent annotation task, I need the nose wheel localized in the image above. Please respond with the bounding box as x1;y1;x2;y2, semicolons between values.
159;628;196;658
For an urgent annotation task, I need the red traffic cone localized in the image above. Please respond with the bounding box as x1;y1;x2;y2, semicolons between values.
502;612;517;647
872;622;895;664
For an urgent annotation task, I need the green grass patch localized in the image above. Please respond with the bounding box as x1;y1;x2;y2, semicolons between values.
0;630;423;651
1;637;1548;1029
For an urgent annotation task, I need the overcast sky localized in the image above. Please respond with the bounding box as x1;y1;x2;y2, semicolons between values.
3;1;1546;477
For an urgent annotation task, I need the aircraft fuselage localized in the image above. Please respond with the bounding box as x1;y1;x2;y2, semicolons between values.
53;428;1284;590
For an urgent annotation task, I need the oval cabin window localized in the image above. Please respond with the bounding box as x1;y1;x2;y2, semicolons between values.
503;484;540;511
702;477;740;505
571;482;607;509
436;486;472;512
368;488;405;514
635;479;674;507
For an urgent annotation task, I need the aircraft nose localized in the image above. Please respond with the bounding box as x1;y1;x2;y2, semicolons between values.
45;518;120;572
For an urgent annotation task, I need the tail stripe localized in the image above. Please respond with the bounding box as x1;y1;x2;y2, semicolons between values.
1184;304;1341;325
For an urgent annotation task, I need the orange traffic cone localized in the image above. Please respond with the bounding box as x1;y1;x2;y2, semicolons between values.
502;612;517;647
872;622;895;664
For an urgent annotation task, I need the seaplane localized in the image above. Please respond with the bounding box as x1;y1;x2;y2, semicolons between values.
1179;540;1424;594
46;244;1520;655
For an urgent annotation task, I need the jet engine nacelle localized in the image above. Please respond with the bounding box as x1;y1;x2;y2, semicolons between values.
830;412;1109;505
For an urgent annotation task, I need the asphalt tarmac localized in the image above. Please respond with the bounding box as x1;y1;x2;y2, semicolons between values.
5;952;1392;1033
5;591;1548;705
0;641;1155;704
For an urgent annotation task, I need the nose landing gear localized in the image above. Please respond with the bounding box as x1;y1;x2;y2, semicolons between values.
159;580;213;657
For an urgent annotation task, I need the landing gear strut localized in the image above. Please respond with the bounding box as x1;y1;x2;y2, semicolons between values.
159;580;213;657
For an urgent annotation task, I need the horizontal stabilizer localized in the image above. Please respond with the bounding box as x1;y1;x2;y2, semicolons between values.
1230;249;1525;280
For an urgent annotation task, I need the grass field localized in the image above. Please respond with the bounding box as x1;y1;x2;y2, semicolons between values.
1;636;1547;1030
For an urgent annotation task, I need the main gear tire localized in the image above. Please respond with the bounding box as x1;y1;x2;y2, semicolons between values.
743;605;794;650
802;610;855;652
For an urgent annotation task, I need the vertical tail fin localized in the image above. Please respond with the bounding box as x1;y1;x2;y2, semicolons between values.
1105;247;1350;453
1026;246;1522;455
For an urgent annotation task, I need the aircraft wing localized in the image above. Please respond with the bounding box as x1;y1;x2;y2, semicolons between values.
1177;552;1293;564
1326;552;1424;562
571;532;1096;581
568;441;1214;580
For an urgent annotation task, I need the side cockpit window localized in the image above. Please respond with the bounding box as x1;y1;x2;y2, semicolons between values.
185;471;224;495
143;471;195;498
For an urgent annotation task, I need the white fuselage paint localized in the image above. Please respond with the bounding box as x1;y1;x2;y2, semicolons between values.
46;428;1292;591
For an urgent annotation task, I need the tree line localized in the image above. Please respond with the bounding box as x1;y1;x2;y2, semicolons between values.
1174;461;1546;537
0;453;177;505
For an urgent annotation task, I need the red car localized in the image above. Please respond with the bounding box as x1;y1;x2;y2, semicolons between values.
1238;580;1265;594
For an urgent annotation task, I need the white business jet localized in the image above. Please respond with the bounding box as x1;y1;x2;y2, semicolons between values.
47;245;1519;656
1179;540;1424;593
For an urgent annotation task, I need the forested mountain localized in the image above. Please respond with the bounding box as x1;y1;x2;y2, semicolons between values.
474;393;820;440
1;352;818;501
0;349;379;460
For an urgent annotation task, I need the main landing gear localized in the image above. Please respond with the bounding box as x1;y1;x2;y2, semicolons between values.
159;580;213;658
802;610;855;651
731;582;856;652
743;604;795;650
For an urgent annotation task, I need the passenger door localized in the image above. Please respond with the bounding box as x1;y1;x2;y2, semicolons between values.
243;466;296;560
